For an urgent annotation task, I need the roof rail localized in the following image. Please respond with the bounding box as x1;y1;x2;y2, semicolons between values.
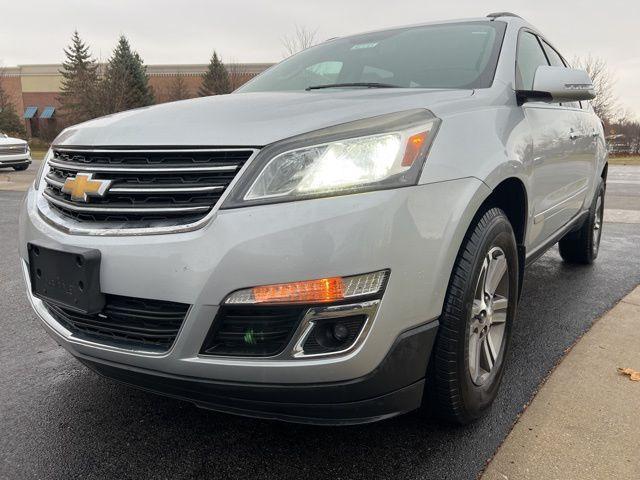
487;12;522;19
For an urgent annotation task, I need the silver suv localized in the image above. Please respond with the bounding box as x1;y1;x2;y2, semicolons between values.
0;132;31;171
19;13;606;425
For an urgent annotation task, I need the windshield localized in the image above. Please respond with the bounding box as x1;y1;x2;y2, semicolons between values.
239;21;506;93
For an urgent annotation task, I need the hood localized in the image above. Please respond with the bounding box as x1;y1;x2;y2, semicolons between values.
55;89;473;147
0;135;27;146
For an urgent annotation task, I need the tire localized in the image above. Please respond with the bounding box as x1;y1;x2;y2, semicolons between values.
429;207;519;424
558;179;605;265
13;164;28;171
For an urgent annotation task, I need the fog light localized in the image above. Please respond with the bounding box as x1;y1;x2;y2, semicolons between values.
301;316;368;355
332;323;349;342
225;270;388;305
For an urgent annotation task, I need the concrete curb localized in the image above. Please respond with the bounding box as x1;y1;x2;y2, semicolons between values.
482;285;640;480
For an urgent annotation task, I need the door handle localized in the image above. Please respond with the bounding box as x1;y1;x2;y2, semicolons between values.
569;131;584;140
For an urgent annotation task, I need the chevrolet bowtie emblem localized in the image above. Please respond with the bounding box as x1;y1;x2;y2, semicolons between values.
61;173;112;202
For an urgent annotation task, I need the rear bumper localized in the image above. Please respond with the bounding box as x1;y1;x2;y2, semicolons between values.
77;320;438;425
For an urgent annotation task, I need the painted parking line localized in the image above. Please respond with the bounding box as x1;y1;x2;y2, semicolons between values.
604;208;640;224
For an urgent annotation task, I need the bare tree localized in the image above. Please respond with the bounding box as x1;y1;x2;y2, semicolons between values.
572;55;618;123
165;73;192;102
607;116;640;154
226;61;251;91
281;25;318;57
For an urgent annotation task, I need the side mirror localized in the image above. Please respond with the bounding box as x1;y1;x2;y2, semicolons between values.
517;66;596;104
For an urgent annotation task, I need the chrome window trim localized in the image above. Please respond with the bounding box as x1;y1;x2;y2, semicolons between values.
36;147;260;236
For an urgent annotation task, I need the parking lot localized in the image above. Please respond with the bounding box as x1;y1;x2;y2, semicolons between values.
1;164;639;480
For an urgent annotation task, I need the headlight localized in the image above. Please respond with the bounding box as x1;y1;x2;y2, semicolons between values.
223;109;440;207
33;148;52;190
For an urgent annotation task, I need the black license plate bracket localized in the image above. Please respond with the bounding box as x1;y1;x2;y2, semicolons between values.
28;242;105;314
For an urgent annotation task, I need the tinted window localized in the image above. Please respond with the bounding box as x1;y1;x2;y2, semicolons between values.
516;31;549;90
239;22;506;92
305;61;343;84
541;40;564;67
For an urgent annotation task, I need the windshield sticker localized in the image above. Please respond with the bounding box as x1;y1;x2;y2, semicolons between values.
351;42;379;50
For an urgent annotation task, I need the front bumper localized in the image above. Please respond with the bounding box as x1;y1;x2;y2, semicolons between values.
20;177;490;422
78;321;437;425
0;153;31;167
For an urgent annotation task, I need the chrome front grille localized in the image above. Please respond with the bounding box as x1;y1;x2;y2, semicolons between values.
0;144;28;155
42;147;255;229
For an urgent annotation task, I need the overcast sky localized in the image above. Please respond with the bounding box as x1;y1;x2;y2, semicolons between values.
1;0;639;119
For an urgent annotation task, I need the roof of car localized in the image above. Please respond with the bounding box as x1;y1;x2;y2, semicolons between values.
486;12;523;19
323;13;529;44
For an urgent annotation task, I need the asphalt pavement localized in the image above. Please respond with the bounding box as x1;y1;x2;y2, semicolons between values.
1;165;639;480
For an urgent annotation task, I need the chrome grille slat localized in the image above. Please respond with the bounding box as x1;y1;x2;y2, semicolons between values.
109;185;226;194
42;147;255;228
48;159;240;173
0;145;28;155
44;174;225;194
43;191;211;214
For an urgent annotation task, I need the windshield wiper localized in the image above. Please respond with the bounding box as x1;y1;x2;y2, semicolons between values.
305;82;401;91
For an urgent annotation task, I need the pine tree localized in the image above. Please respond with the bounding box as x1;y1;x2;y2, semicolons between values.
100;35;155;115
0;75;25;137
58;31;99;124
198;51;231;96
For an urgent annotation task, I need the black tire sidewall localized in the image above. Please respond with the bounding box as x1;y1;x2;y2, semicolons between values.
559;178;605;264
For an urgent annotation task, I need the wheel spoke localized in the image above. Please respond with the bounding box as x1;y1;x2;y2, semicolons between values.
475;257;489;301
485;253;507;295
469;330;482;382
468;246;510;386
472;299;483;317
593;193;603;249
481;333;497;371
492;294;508;313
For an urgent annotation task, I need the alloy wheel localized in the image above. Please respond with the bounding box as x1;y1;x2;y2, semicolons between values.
593;193;604;254
468;246;509;386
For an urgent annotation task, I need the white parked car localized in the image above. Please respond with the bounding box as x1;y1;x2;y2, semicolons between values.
19;12;605;425
0;132;31;170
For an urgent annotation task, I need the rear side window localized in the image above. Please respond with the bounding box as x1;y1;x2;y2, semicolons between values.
516;31;549;90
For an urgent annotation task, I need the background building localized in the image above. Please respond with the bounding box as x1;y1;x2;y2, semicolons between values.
2;63;272;138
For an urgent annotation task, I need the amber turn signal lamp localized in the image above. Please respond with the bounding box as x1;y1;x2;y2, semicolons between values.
253;277;345;304
401;131;428;166
224;270;389;305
